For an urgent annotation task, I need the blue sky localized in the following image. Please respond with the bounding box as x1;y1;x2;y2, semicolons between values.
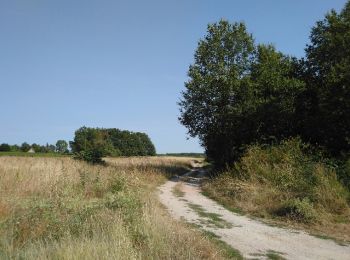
0;0;347;153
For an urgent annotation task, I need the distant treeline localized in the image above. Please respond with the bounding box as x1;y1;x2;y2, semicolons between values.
1;127;156;163
0;140;69;153
71;127;156;163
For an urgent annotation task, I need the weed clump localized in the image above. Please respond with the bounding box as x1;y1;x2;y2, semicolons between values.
275;198;317;223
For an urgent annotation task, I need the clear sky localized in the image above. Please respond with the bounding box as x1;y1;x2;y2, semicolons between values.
0;0;347;153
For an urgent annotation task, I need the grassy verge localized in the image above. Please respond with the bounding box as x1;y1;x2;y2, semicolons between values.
0;156;225;259
189;224;243;259
202;139;350;242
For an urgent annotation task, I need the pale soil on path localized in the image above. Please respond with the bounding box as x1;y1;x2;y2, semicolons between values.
158;167;350;260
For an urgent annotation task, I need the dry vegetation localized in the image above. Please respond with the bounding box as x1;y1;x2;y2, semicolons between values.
203;140;350;242
0;156;224;259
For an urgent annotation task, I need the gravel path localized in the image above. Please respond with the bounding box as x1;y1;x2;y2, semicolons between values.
158;169;350;260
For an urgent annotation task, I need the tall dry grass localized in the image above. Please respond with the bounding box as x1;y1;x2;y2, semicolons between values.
0;156;222;259
203;139;350;241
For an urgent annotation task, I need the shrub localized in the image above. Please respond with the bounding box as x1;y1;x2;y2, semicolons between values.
275;198;317;223
74;149;104;164
230;139;349;211
203;138;350;228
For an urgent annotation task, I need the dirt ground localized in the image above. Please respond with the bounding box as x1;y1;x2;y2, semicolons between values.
158;168;350;260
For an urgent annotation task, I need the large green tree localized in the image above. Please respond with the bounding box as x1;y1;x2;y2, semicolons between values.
179;20;255;165
56;140;68;153
179;21;254;139
298;2;350;154
179;20;303;167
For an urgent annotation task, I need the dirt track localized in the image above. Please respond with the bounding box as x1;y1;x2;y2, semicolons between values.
158;169;350;260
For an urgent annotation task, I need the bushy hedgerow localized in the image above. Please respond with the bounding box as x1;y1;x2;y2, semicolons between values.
70;127;156;164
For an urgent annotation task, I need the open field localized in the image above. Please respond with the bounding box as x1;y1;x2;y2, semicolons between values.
0;156;224;259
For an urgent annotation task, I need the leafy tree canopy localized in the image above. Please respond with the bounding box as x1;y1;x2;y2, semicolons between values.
180;0;350;167
71;127;156;163
0;143;11;152
297;2;350;154
56;140;68;153
179;20;304;167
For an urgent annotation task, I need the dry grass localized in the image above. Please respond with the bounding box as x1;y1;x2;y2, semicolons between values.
172;183;186;198
0;156;224;259
203;174;350;242
202;140;350;242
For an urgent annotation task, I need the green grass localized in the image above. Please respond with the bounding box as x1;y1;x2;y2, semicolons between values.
266;250;287;260
250;250;286;260
189;224;243;259
202;230;243;259
311;233;334;240
187;203;233;229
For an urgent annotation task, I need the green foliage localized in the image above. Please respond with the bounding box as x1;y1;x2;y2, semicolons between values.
56;140;68;153
179;20;254;166
31;143;44;153
234;139;349;214
74;149;104;164
71;127;156;163
0;143;11;152
22;143;55;153
337;158;350;190
106;128;156;156
0;143;58;153
10;144;20;152
295;1;350;155
276;198;317;223
180;1;350;169
20;142;30;152
179;20;304;167
250;45;305;142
